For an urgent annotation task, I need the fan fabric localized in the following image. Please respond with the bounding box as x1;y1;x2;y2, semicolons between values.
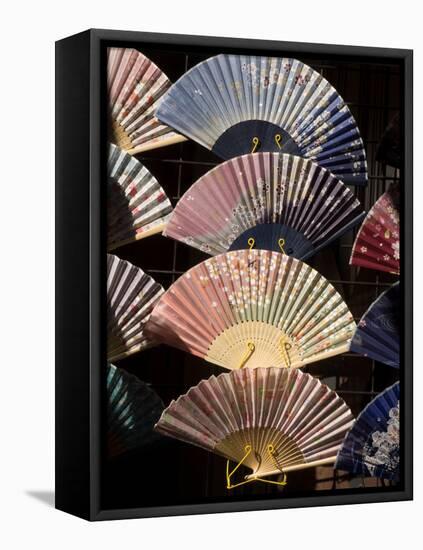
145;249;356;370
108;47;186;154
107;364;164;458
157;54;368;185
350;283;399;368
164;153;365;258
108;144;173;249
155;367;354;479
350;183;400;275
107;254;164;361
335;382;400;481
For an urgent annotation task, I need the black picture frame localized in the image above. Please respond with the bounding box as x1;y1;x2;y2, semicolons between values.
55;28;413;521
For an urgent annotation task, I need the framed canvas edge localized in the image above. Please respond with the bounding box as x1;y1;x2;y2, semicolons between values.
62;29;413;521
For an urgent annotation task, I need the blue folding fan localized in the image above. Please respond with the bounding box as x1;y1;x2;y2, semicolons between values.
107;364;164;458
157;55;368;185
350;282;399;368
335;382;400;481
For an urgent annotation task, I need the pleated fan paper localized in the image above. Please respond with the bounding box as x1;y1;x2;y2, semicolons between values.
335;382;399;481
155;367;354;482
145;250;356;370
107;254;164;362
108;47;186;154
164;153;365;259
107;364;164;458
350;183;400;275
350;283;399;368
108;143;173;249
156;54;368;185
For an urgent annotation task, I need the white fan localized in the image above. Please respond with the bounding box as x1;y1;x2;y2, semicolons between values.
108;143;173;249
107;254;164;361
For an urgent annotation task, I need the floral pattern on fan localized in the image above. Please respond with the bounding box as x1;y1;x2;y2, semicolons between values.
157;54;368;185
350;183;400;275
145;249;356;370
362;403;399;477
164;153;365;259
335;382;400;481
155;367;355;480
108;47;186;154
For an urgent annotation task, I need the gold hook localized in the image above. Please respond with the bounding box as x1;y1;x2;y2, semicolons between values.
251;137;260;153
226;443;288;489
226;445;252;489
280;339;292;368
266;444;288;485
278;238;286;254
248;237;255;250
275;134;282;149
238;341;255;369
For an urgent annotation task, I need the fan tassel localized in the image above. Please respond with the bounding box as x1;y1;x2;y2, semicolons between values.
226;444;288;489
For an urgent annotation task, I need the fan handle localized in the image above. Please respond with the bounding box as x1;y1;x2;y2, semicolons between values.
226;444;288;490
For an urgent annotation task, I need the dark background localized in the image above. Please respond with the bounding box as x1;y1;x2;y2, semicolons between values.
102;44;401;510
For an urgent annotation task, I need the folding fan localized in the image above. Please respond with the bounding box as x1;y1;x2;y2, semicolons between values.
108;143;173;249
107;364;164;458
156;54;368;185
164;153;365;259
145;249;356;370
335;382;399;481
155;367;354;485
108;47;186;154
107;254;164;362
350;183;400;275
376;113;400;169
350;283;399;368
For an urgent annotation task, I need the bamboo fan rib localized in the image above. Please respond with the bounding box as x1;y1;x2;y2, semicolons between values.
157;54;368;185
350;283;399;368
164;153;365;259
145;250;356;370
108;144;173;249
155;367;354;479
335;382;399;481
350;183;400;275
107;254;164;361
108;47;186;154
107;364;164;458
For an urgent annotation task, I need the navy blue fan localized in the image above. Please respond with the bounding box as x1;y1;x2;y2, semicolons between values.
157;55;368;185
335;382;400;481
350;283;399;368
107;364;164;458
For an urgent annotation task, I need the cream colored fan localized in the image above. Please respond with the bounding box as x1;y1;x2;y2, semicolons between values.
108;254;164;361
155;367;354;485
108;47;186;154
108;144;173;249
145;249;356;370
